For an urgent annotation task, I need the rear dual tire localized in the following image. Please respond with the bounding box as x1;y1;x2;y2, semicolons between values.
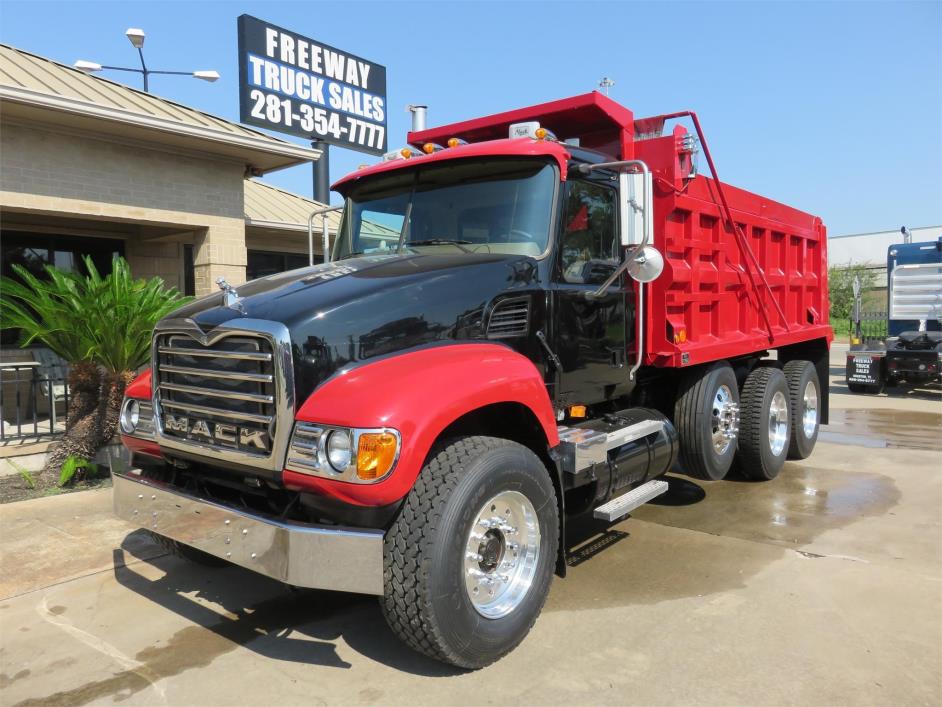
735;367;791;481
783;360;820;460
676;359;821;482
674;363;740;481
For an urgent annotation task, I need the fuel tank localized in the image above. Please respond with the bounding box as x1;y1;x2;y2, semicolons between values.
561;408;678;509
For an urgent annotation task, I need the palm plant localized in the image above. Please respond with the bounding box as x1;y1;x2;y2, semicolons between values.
1;256;190;473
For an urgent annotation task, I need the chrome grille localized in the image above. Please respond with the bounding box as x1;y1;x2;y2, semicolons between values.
155;334;276;455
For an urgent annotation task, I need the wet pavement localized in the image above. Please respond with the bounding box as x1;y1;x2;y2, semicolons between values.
0;346;939;706
818;408;942;450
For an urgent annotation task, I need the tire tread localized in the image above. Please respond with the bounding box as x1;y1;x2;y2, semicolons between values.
736;366;787;480
783;360;818;459
381;435;553;669
674;363;736;480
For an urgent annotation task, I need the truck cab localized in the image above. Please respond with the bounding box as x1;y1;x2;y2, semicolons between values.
847;236;942;392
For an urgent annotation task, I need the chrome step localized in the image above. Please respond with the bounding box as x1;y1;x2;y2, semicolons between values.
593;479;669;522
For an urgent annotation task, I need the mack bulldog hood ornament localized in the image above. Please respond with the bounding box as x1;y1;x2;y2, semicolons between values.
216;276;245;313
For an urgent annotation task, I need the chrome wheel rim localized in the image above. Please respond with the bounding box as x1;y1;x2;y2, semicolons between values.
711;385;740;455
802;381;818;439
768;390;789;457
464;490;541;619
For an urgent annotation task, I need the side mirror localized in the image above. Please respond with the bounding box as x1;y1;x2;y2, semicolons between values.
619;169;652;247
626;246;664;283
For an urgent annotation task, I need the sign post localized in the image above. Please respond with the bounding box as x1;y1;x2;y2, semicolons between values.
237;14;387;205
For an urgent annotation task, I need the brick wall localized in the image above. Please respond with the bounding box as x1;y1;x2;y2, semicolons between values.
0;121;248;294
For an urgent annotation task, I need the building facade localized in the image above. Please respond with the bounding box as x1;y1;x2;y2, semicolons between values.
0;43;338;305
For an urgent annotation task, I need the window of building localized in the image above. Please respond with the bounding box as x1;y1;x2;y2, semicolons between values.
559;180;619;285
246;250;309;281
183;244;195;297
1;232;124;345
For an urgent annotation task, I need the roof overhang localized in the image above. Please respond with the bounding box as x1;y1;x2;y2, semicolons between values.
245;217;336;233
0;84;320;174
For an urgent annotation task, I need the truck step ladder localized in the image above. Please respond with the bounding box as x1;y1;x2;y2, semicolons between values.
593;479;669;522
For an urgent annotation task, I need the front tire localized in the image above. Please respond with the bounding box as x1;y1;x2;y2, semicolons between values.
381;436;559;669
736;366;791;481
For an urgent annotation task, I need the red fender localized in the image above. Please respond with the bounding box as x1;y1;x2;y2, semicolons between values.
284;343;558;506
125;369;152;400
121;369;161;457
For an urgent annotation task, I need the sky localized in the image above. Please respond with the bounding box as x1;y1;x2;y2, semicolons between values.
1;0;940;236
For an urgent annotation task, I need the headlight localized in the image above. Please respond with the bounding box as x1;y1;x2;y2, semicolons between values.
326;430;352;471
120;399;140;434
285;424;400;483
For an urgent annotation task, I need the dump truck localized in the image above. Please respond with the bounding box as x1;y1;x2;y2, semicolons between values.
114;92;831;668
846;233;942;393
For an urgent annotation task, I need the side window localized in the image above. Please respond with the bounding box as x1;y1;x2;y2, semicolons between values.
559;180;618;284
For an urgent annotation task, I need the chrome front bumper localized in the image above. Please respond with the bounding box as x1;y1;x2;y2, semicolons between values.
113;470;384;595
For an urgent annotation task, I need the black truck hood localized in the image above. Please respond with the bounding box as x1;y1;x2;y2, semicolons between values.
163;252;542;400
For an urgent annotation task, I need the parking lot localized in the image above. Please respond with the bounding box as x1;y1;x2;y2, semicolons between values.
1;344;939;707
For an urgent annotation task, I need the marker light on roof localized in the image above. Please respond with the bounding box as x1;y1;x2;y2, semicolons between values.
381;147;415;161
422;142;444;154
447;137;468;148
509;121;544;140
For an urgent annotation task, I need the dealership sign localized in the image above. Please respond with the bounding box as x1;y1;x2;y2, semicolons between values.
237;15;387;155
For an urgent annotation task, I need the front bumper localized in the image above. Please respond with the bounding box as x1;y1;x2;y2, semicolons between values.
113;470;384;595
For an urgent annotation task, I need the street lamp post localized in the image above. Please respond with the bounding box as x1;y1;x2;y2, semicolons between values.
74;28;219;92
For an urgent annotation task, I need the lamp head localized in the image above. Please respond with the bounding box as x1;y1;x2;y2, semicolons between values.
73;60;102;73
125;28;145;49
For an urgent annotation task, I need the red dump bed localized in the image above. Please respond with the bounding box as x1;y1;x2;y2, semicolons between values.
409;92;831;369
635;132;831;368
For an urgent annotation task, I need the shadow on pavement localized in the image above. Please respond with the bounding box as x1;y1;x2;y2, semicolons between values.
563;475;706;567
114;533;462;679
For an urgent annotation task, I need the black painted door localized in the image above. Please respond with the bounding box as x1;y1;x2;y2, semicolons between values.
551;178;630;406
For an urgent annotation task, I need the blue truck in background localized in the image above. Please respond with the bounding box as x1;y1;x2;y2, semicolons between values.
846;230;942;394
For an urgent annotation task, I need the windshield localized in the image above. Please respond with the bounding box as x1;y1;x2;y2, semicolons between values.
333;159;557;260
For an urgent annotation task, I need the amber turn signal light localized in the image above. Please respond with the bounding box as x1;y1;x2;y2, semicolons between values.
357;432;399;480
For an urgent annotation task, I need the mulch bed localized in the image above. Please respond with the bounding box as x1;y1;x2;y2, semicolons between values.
0;469;112;504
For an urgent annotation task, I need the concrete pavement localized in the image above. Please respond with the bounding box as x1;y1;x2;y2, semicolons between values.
0;350;939;706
